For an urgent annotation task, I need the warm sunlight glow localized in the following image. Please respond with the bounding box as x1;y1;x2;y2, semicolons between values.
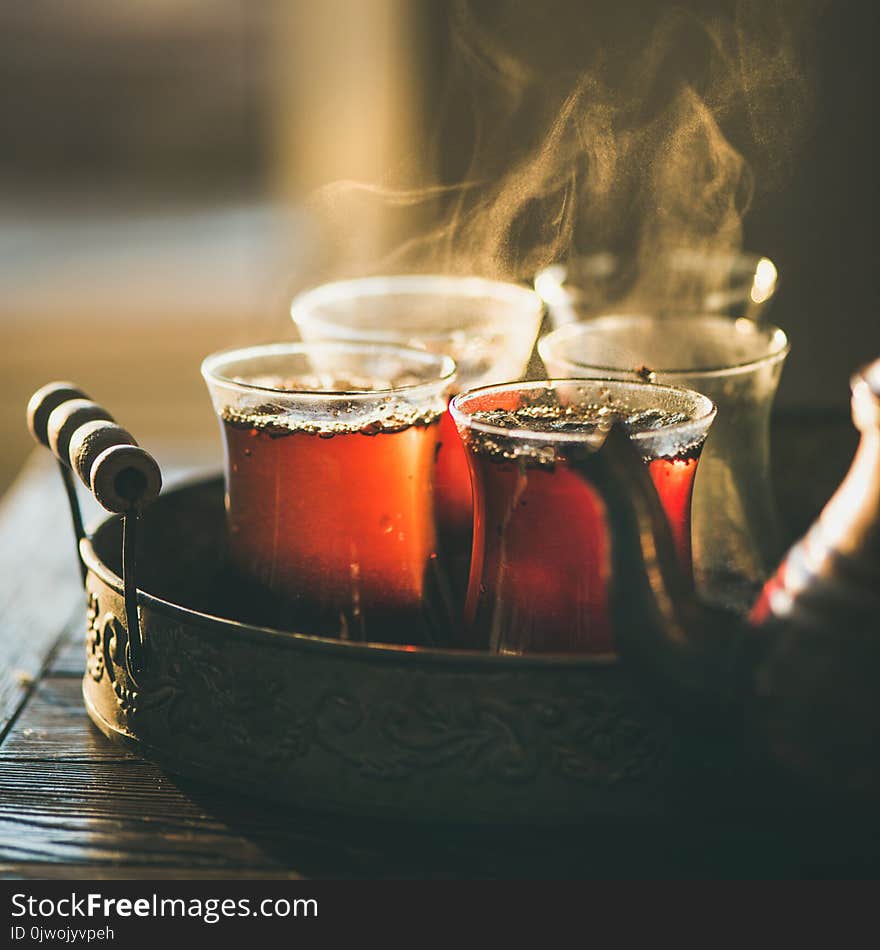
534;265;568;306
750;256;778;304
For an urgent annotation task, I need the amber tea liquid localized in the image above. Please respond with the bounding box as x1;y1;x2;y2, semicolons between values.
461;401;705;654
222;410;443;643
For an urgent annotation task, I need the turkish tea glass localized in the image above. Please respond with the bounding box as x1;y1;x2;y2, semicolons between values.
202;341;455;644
290;275;544;559
535;250;778;328
449;378;716;655
539;315;789;609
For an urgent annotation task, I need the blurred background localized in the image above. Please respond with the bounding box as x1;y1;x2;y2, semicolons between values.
1;0;877;495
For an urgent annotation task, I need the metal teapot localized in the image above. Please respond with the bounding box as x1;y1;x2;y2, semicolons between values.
594;357;880;799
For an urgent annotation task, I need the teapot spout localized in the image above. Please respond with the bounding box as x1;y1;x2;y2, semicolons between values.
578;424;750;706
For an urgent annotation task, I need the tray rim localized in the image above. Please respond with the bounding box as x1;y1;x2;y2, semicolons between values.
80;472;620;672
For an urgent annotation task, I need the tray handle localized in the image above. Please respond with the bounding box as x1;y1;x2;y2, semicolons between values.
27;381;163;682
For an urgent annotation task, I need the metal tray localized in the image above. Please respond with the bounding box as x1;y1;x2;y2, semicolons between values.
79;474;740;824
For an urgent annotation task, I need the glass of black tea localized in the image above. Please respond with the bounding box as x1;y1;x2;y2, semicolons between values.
290;276;544;562
539;315;789;610
202;341;455;644
449;379;716;655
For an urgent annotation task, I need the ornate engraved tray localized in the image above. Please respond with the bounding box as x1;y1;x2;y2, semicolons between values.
80;476;738;824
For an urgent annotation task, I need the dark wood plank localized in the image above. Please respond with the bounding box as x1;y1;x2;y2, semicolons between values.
0;812;287;870
0;760;463;877
0;453;85;742
0;677;133;761
0;761;222;823
48;634;86;678
0;758;321;872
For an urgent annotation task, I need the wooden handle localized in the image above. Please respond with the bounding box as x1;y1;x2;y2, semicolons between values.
47;399;113;466
26;382;87;447
90;445;162;513
27;381;162;512
69;420;136;486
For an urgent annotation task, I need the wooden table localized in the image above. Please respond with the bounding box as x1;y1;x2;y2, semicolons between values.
0;417;874;880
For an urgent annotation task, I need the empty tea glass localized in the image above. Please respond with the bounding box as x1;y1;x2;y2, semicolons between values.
539;315;790;609
450;378;716;654
535;250;778;328
202;341;455;644
290;275;545;559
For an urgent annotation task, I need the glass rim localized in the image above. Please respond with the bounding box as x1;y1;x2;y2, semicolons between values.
290;273;544;344
535;250;779;315
535;249;778;294
449;377;716;446
538;314;790;378
538;248;776;276
201;340;456;400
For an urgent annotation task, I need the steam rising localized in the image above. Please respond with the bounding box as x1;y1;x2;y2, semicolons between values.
307;0;821;286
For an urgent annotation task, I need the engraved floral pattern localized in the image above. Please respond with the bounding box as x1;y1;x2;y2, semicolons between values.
85;592;104;683
84;586;667;804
